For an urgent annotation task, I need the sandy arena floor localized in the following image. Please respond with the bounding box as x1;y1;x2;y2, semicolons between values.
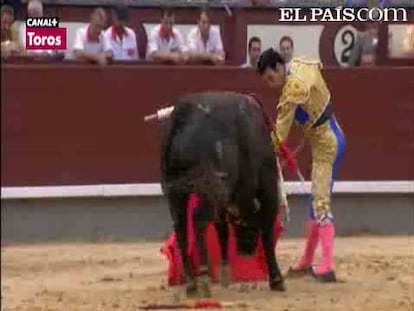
1;236;413;311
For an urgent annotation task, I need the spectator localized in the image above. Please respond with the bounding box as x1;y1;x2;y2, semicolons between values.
73;8;113;65
279;35;294;64
1;0;21;16
1;4;22;58
104;5;138;61
241;36;261;68
27;0;42;17
348;23;378;66
20;0;55;56
146;7;188;64
187;7;225;65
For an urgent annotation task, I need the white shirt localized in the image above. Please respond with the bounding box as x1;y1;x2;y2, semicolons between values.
285;61;291;72
146;24;187;59
241;61;253;68
73;25;112;54
187;26;223;54
104;26;138;61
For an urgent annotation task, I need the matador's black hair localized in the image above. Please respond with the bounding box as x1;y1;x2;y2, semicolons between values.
257;48;285;74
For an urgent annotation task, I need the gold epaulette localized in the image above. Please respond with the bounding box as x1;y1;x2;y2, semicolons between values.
291;56;323;69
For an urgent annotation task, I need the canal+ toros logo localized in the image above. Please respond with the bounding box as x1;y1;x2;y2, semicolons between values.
25;17;66;50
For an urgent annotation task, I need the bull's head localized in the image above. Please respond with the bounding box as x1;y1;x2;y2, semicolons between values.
233;219;260;256
192;165;230;208
233;199;261;256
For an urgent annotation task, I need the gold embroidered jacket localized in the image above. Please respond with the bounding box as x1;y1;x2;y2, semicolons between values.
272;56;331;146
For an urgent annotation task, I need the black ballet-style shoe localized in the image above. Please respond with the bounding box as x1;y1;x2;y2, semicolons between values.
311;269;337;283
285;266;313;278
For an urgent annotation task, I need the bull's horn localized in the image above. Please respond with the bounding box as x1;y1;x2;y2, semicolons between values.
144;106;174;122
144;113;158;122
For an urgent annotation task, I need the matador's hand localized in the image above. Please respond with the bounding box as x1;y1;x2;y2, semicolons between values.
278;141;298;172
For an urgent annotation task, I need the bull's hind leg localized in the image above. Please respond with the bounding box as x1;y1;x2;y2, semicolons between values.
192;203;212;298
215;209;230;288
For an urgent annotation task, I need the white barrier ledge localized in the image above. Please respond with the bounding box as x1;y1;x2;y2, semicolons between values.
1;181;413;200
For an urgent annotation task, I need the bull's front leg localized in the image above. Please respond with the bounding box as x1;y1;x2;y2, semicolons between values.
175;220;197;295
261;220;286;291
257;168;286;291
192;203;212;298
214;208;230;288
194;225;212;297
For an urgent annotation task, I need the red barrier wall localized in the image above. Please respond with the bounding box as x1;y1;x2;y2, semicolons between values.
2;64;413;186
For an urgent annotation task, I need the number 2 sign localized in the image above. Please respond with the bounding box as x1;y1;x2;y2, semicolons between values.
334;24;358;67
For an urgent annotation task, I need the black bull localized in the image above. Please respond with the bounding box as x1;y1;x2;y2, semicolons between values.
159;92;285;295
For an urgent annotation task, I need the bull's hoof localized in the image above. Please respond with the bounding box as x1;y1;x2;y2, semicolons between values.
186;275;212;298
186;282;198;297
312;270;337;283
198;275;212;298
285;266;313;279
269;276;286;292
220;264;231;288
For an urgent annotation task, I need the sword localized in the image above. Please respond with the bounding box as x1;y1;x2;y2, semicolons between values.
276;156;290;224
